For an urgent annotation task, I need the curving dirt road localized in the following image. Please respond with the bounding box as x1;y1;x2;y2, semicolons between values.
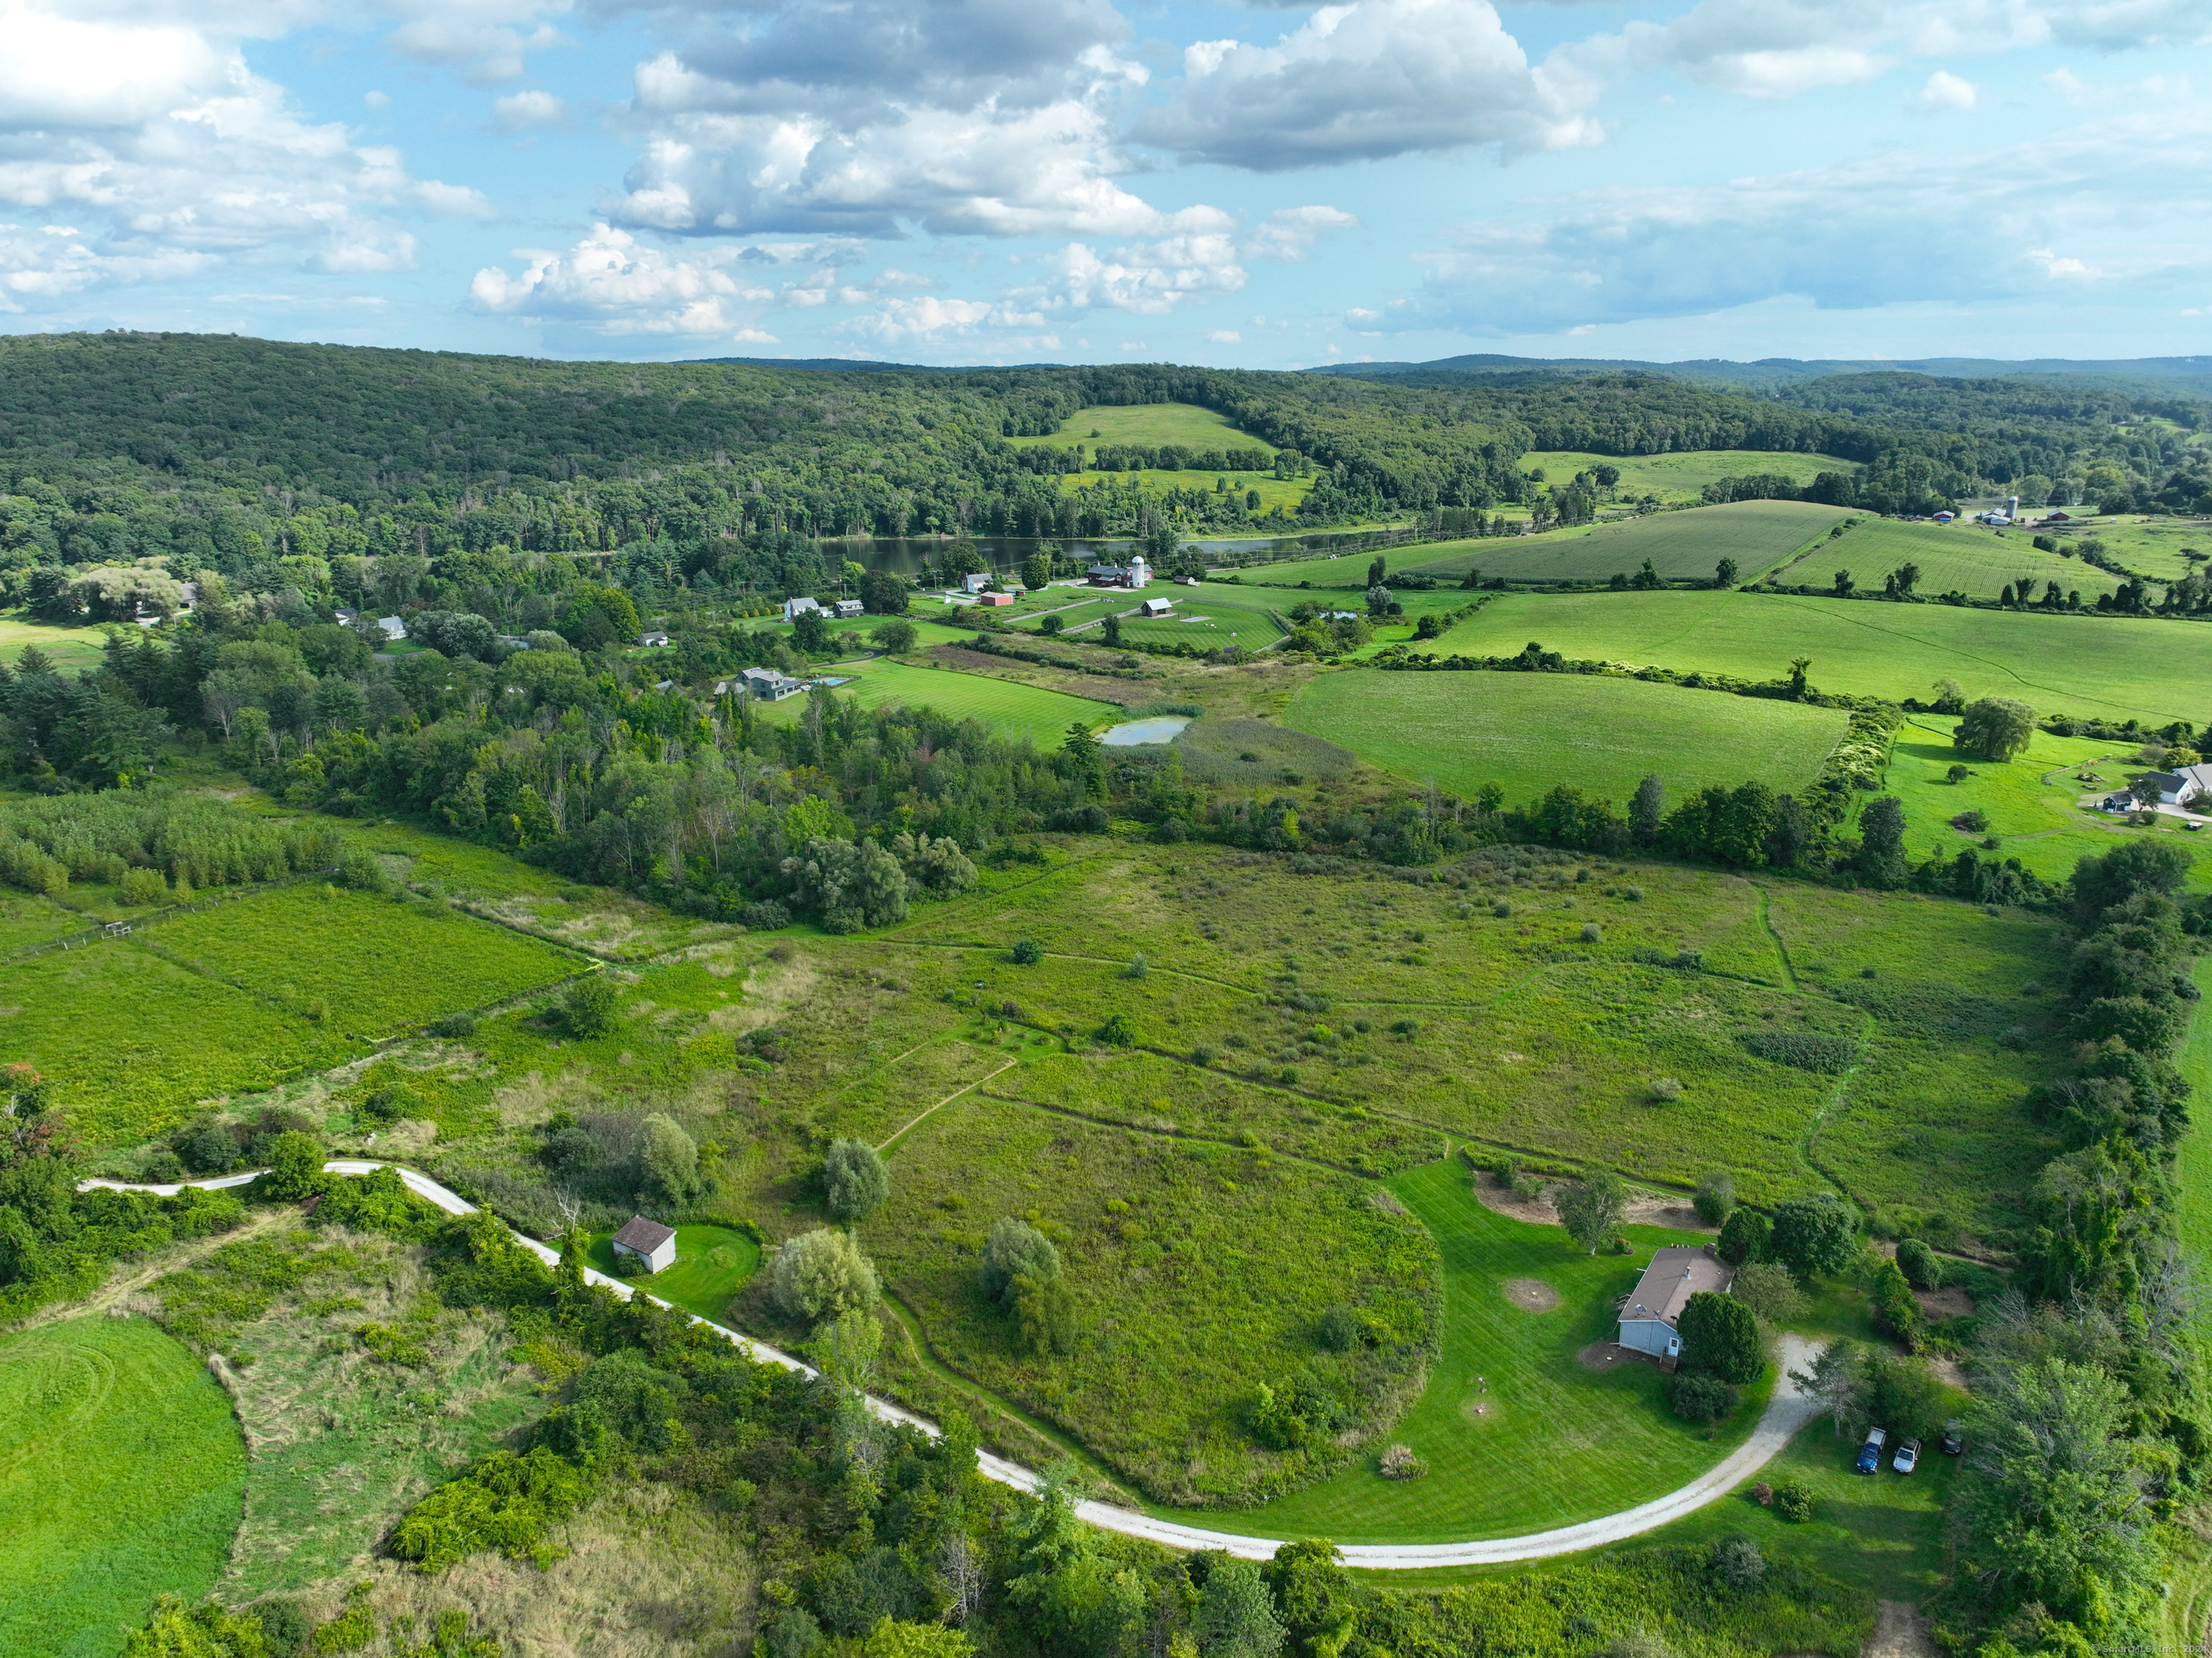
82;1162;1823;1567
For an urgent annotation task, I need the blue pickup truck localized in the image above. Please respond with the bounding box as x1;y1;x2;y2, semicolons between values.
1855;1426;1888;1474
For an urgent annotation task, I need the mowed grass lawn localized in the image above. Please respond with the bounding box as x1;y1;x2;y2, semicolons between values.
1874;714;2212;887
1771;518;2125;601
1413;588;2212;722
0;614;107;672
1287;668;1848;808
155;882;584;1037
760;659;1118;745
1120;601;1286;650
585;1224;761;1324
1165;1160;1771;1543
1398;501;1849;586
0;1317;246;1658
1520;450;1858;505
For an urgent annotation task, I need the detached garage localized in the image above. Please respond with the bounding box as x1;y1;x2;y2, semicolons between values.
611;1215;678;1274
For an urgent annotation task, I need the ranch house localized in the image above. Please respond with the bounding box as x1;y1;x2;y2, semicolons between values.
737;666;805;701
637;631;670;647
611;1216;678;1273
1617;1245;1733;1361
2147;763;2212;806
783;596;824;622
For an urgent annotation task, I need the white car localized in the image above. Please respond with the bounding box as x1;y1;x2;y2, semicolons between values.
1892;1439;1921;1474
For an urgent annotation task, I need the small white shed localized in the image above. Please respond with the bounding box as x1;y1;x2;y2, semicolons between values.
611;1215;678;1273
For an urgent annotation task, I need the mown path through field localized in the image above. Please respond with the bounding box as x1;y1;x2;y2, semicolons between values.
81;1162;1825;1566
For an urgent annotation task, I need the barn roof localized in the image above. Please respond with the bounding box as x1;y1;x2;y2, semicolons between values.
613;1216;676;1253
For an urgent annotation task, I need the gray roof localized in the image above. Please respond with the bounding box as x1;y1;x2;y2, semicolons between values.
1621;1245;1731;1329
612;1215;675;1253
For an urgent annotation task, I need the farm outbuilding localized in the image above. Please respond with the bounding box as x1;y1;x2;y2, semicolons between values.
1617;1245;1732;1361
611;1216;678;1273
1139;598;1173;617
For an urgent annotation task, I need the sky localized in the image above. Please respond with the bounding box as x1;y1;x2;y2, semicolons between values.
1;0;2209;369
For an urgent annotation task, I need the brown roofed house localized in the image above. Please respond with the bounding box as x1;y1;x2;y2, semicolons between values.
611;1215;678;1274
1617;1245;1732;1361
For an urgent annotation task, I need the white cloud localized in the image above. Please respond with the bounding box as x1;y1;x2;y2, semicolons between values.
493;89;564;128
1206;328;1242;342
1136;0;1601;169
1910;68;1979;109
1246;205;1359;260
1370;107;2212;335
0;6;488;305
377;0;568;84
364;89;390;109
470;222;779;336
2038;0;2212;50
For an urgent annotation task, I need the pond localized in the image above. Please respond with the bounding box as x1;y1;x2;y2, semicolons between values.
1101;716;1192;746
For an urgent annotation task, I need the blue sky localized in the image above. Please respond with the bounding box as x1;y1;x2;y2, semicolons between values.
2;0;2208;368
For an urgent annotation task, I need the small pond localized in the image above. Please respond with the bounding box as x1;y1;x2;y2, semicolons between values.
1101;716;1192;746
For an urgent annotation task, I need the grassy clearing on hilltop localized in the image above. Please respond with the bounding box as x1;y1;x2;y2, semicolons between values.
756;659;1118;745
0;1316;246;1658
1768;517;2126;601
1010;402;1275;454
1401;501;1851;586
1285;667;1849;807
1171;1160;1770;1542
1520;450;1859;504
1411;588;2212;721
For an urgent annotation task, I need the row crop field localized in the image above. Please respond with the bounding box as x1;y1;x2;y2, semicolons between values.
1411;588;2212;722
1768;517;2126;601
0;1316;245;1658
1285;667;1851;808
757;658;1120;745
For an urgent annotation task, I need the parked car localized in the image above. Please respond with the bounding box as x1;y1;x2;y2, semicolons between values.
1941;1420;1964;1456
1893;1439;1921;1474
1856;1426;1888;1474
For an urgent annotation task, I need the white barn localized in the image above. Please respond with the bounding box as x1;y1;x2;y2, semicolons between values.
611;1215;678;1273
1617;1245;1733;1361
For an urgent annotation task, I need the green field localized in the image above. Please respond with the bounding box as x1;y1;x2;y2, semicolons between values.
0;890;93;954
0;614;108;673
2043;516;2210;584
154;882;583;1036
1166;1160;1768;1541
1009;402;1274;455
0;938;350;1142
1172;717;1359;786
1769;517;2125;601
2174;959;2212;1265
1118;598;1287;650
1521;450;1858;504
1400;501;1851;586
1286;668;1849;808
585;1224;762;1323
758;658;1118;745
1412;588;2212;722
0;1317;246;1658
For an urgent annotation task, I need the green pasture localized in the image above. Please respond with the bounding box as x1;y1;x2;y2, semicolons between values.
0;938;350;1143
1874;714;2212;887
0;890;91;954
1172;717;1359;786
1520;450;1858;504
860;1088;1441;1508
1164;1160;1770;1543
1009;401;1273;454
1398;501;1850;587
0;614;108;673
757;659;1118;746
1410;588;2212;722
1770;518;2124;601
884;843;2053;1231
2042;516;2209;584
1285;667;1849;808
0;1317;246;1658
154;882;583;1037
585;1224;762;1324
1118;601;1286;651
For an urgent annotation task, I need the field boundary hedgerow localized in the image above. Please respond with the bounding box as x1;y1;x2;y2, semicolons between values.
1;864;342;966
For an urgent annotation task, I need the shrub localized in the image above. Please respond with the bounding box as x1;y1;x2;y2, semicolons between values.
1012;1271;1077;1355
1868;1258;1925;1348
1951;810;1989;833
390;1445;591;1572
335;848;389;892
1740;1030;1856;1073
1727;1260;1807;1325
1491;900;1511;917
1011;938;1043;965
769;1228;881;1324
1667;1371;1738;1425
980;1217;1061;1306
824;1138;891;1223
1709;1536;1765;1592
1318;1303;1367;1352
1624;885;1645;901
1125;951;1148;979
1692;1170;1736;1226
564;976;619;1037
1895;1237;1943;1290
1378;1444;1428;1479
1717;1207;1770;1265
125;1595;274;1658
1191;1044;1218;1066
258;1130;327;1201
1648;1077;1683;1103
640;1113;701;1204
1678;1291;1763;1384
120;866;170;906
1579;923;1603;943
429;1012;477;1039
1770;1477;1815;1522
1094;1013;1136;1047
741;900;791;931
